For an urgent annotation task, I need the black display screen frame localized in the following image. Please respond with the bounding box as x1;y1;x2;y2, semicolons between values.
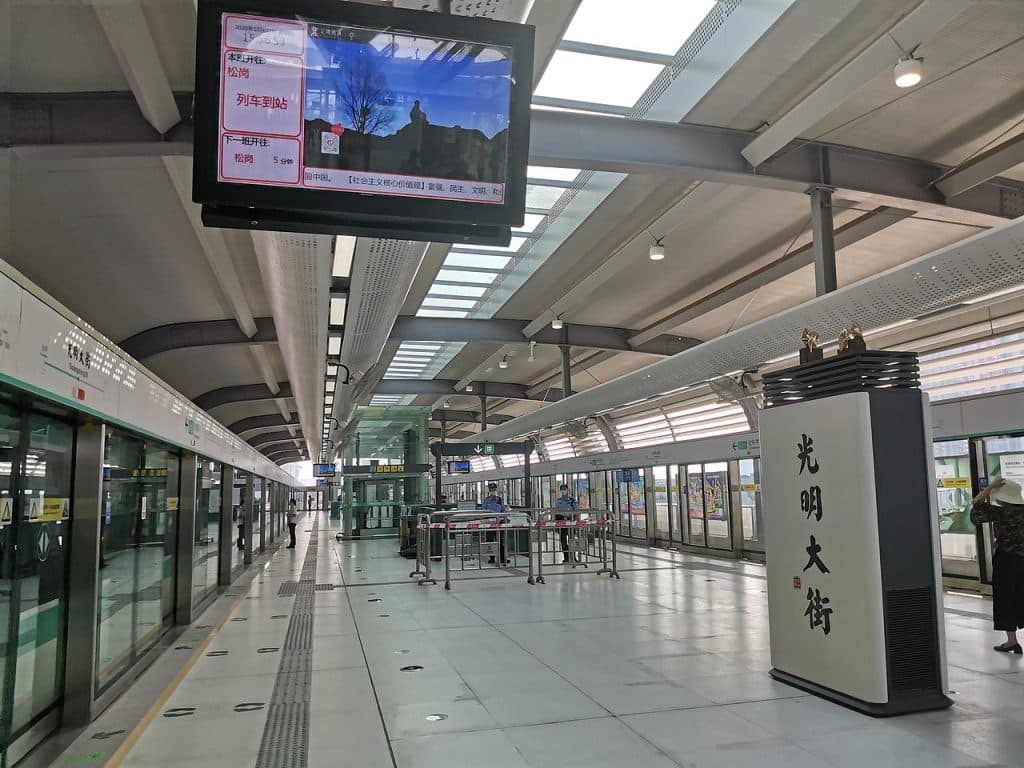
312;463;336;477
193;0;535;228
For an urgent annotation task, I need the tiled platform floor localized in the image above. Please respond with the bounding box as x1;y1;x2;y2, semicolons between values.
67;515;1024;767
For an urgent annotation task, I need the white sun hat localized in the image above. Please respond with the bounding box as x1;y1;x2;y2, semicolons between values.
993;479;1024;506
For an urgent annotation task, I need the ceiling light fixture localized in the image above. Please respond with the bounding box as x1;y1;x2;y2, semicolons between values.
894;54;923;87
528;340;536;362
443;399;450;408
551;313;564;330
648;232;665;261
499;355;509;369
465;384;473;393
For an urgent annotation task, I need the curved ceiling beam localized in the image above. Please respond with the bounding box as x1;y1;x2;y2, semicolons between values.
120;317;277;361
229;413;300;435
194;382;292;411
431;409;514;425
271;452;304;465
267;447;304;460
390;317;699;355
259;440;303;456
250;431;304;450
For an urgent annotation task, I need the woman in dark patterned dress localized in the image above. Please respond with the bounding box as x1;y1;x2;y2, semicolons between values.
971;478;1024;653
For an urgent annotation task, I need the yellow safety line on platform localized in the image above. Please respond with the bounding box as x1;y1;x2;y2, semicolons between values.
103;557;270;768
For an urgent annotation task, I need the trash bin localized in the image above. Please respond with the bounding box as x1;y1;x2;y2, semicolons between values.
330;500;341;520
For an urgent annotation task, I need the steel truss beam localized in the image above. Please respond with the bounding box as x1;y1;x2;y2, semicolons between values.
13;94;1021;219
375;379;563;401
389;316;698;355
432;409;513;425
120;318;277;360
194;382;292;411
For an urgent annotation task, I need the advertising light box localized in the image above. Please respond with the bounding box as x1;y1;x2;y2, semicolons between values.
193;0;534;243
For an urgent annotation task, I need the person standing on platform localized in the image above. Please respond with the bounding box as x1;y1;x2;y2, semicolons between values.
555;483;578;563
481;483;508;564
971;478;1024;653
287;497;298;548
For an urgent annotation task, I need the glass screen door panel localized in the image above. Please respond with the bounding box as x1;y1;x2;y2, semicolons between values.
685;465;706;547
934;440;977;579
703;462;732;551
653;466;669;541
738;458;764;554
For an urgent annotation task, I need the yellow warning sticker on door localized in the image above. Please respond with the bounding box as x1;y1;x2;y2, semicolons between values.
167;497;179;512
41;498;68;522
940;477;971;489
0;499;11;524
741;483;761;493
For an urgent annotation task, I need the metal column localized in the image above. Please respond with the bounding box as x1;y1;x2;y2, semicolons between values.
62;423;106;727
560;326;572;398
809;185;838;296
174;453;199;625
218;465;235;586
479;393;488;430
524;452;532;508
244;472;254;566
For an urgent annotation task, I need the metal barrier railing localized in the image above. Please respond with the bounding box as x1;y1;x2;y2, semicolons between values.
409;508;619;589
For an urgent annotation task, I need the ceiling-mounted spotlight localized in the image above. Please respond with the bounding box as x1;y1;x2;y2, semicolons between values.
465;384;474;393
551;313;564;330
443;399;450;408
528;340;536;362
894;53;923;87
649;234;665;261
499;355;509;369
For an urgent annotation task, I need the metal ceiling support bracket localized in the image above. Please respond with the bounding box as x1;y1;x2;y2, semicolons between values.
119;318;277;360
194;382;292;411
430;409;513;425
935;133;1024;200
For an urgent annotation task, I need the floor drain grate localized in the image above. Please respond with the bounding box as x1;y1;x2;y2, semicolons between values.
314;583;336;591
400;665;424;672
277;582;299;596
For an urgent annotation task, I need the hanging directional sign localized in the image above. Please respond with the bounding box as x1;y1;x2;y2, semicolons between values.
431;441;535;458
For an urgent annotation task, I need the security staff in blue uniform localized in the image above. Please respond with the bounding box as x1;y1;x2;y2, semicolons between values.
481;483;508;564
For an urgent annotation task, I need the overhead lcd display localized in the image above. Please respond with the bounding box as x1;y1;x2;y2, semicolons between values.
312;463;336;477
194;0;534;237
447;460;471;474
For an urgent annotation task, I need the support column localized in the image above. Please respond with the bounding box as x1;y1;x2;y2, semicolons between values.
524;451;532;508
244;472;254;566
809;185;838;296
63;423;106;726
479;393;488;430
218;466;235;586
174;453;199;625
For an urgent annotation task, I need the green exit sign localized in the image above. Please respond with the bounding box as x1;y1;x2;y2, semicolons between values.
483;444;495;455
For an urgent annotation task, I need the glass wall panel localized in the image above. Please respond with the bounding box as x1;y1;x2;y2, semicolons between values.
615;469;646;538
193;460;221;607
253;477;263;553
589;472;608;512
653;466;669;540
0;403;74;749
96;431;179;693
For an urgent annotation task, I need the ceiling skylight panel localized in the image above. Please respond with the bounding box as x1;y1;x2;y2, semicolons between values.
453;237;528;254
435;269;497;286
420;298;478;309
416;308;470;318
328;337;341;355
527;166;581;183
563;0;716;56
525;185;567;210
427;284;488;298
333;236;356;277
329;297;347;325
535;51;665;108
444;253;512;270
513;213;548;234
